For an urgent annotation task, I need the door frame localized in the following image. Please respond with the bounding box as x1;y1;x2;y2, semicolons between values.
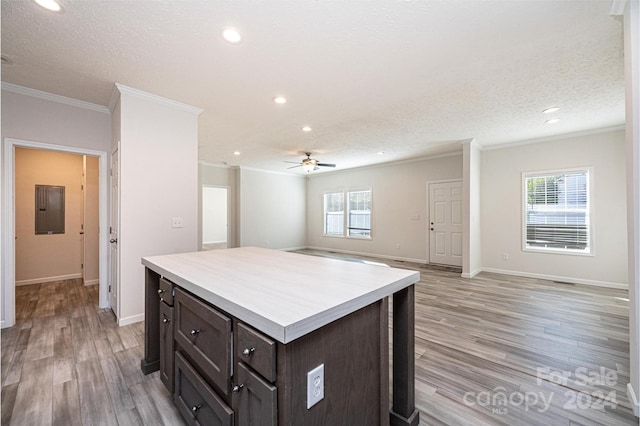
426;178;464;265
2;138;110;328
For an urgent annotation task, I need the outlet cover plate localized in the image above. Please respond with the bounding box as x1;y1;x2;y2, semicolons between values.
306;364;324;409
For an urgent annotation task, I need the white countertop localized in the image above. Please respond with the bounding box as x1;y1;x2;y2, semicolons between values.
142;247;420;343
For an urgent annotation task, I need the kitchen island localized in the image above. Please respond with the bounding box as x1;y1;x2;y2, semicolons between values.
141;247;420;425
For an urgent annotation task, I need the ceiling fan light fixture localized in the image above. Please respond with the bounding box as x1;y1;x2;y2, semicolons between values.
33;0;62;12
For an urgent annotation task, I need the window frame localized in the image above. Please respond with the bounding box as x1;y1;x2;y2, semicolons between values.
521;167;594;256
322;188;372;239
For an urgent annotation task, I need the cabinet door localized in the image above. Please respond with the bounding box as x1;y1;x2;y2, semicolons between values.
175;352;234;426
236;363;277;426
175;288;232;396
159;302;174;392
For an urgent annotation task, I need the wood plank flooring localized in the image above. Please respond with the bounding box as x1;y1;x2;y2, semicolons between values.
1;279;184;426
295;249;637;426
2;253;638;425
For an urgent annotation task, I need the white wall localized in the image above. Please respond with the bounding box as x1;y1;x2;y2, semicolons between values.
462;140;482;277
114;85;200;325
481;129;627;287
306;155;463;262
623;0;640;415
1;85;111;327
238;168;306;250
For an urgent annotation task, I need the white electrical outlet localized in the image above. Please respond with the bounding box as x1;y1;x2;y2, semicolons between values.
306;364;324;409
171;217;183;228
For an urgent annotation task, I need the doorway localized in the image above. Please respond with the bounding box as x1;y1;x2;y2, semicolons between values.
428;180;463;267
13;148;98;287
2;138;109;328
202;186;228;250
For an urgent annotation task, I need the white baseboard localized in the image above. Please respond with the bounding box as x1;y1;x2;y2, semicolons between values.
627;383;640;417
16;273;82;286
280;245;308;252
84;279;100;286
118;313;144;327
481;267;627;289
305;246;426;264
461;268;482;279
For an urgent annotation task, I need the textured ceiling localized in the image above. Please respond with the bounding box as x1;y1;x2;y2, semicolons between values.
1;0;625;174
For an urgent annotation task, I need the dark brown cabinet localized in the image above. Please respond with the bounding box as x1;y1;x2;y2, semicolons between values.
235;363;277;426
174;288;232;397
159;301;174;392
146;272;413;426
175;352;234;426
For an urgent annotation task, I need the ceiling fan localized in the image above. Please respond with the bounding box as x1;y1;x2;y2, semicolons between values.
286;152;336;173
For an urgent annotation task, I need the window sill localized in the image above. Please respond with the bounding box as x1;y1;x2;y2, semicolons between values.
522;246;594;257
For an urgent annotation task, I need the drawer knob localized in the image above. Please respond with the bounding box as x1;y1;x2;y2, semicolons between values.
191;404;202;413
157;289;164;294
190;329;200;336
242;347;255;357
232;384;244;393
162;317;170;324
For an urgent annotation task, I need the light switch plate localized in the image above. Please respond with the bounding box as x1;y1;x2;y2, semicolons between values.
171;217;183;228
306;364;324;409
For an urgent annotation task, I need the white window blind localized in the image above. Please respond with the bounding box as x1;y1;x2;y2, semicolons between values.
523;170;590;253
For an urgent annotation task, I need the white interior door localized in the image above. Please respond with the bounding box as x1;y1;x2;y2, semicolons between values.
109;148;119;315
429;180;463;266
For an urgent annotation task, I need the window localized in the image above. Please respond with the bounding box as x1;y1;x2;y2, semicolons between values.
323;192;344;236
323;189;372;238
348;190;371;237
523;169;591;254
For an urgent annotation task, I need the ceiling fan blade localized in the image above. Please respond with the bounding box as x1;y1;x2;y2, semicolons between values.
284;161;302;164
287;164;303;169
317;163;336;167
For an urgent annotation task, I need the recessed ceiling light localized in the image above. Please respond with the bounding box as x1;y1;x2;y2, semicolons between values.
233;151;241;156
222;27;242;44
274;96;287;104
33;0;62;12
545;118;561;124
542;107;560;114
377;151;384;155
302;126;312;132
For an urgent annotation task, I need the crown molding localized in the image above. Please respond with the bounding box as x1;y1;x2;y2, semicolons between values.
481;125;625;151
1;82;110;114
114;83;203;115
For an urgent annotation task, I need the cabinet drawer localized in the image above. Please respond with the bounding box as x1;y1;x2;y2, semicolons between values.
235;362;277;426
159;277;174;306
175;288;232;396
236;322;276;382
159;302;174;393
175;352;234;426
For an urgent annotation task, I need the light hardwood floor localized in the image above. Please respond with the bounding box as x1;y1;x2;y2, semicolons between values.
2;251;637;425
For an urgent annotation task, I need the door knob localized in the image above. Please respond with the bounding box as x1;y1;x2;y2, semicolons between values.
109;238;118;244
79;231;84;235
